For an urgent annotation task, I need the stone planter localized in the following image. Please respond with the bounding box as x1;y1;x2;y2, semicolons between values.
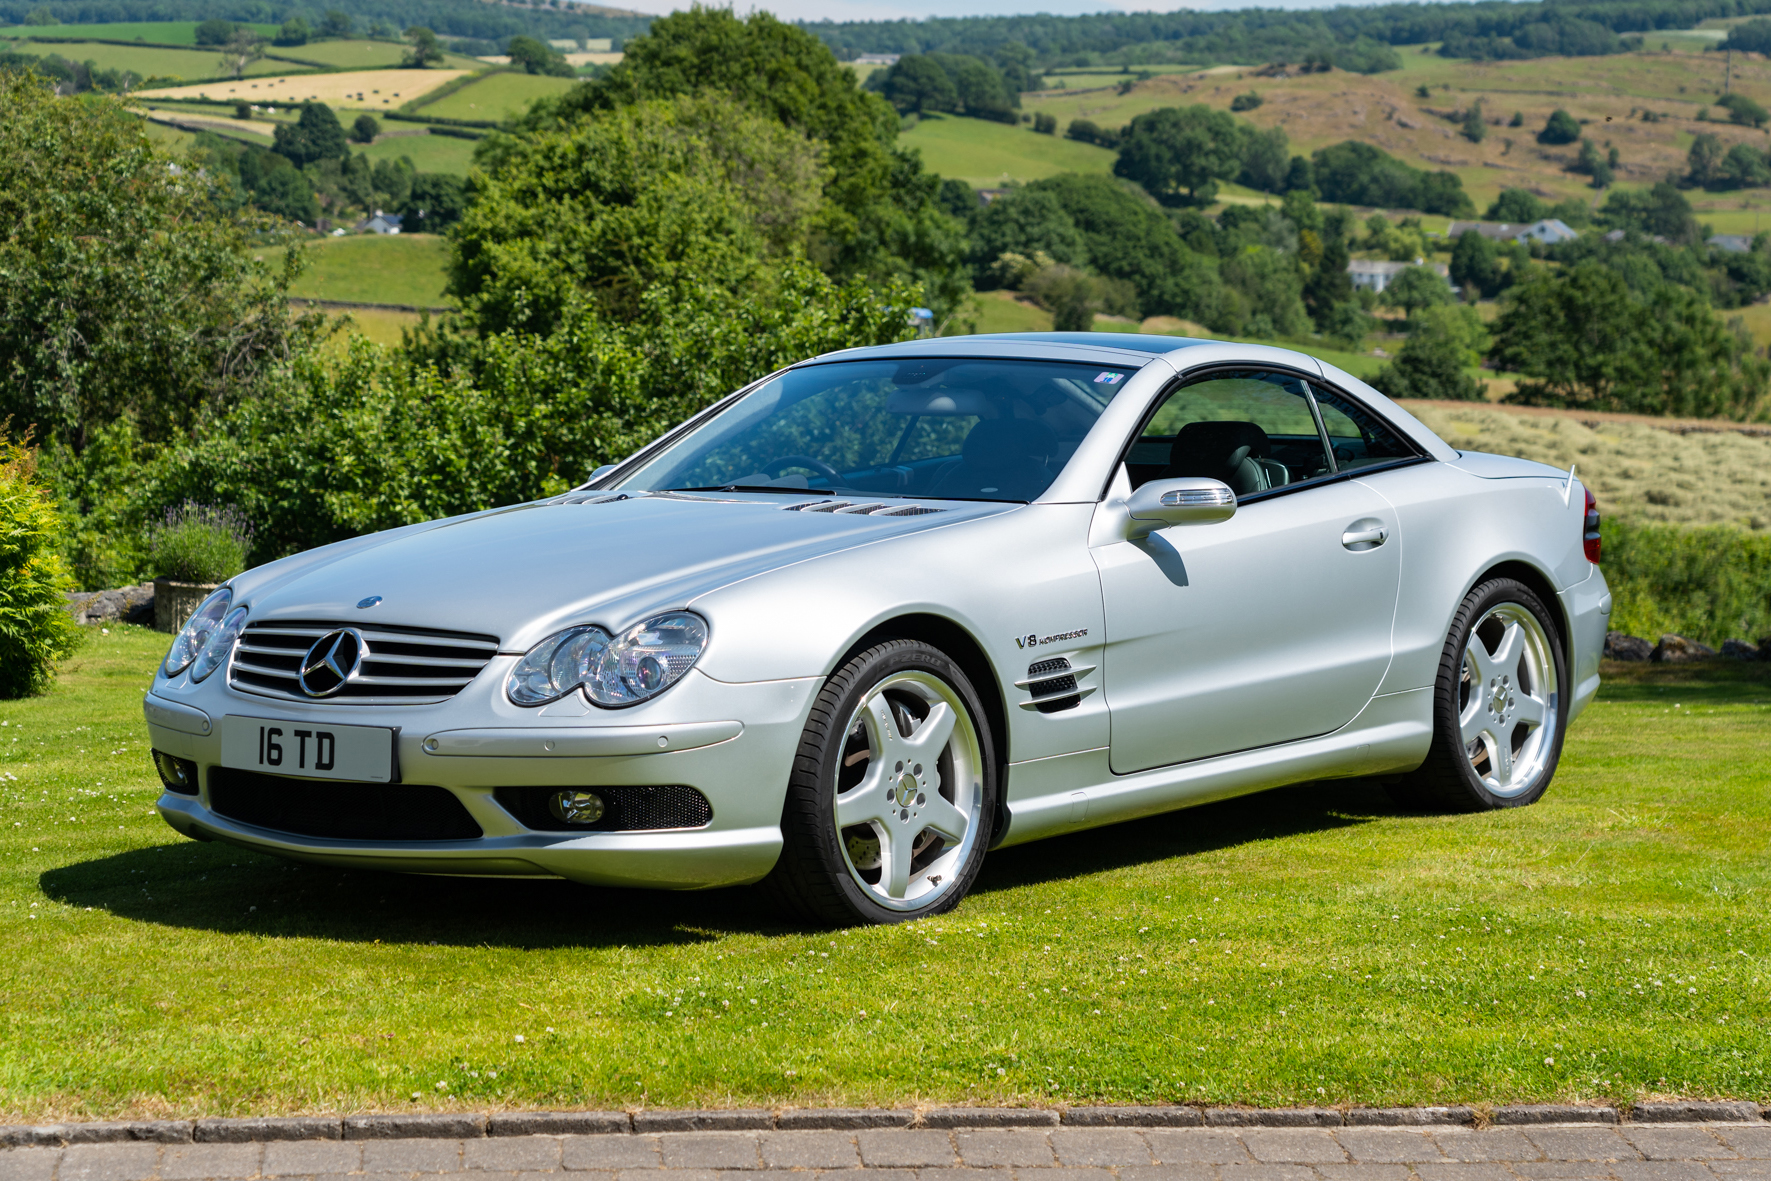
154;578;220;634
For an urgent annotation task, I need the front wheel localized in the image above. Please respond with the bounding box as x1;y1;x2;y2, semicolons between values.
764;639;997;926
1390;577;1568;812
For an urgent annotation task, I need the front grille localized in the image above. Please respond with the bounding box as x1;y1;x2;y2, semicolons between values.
229;620;500;705
208;769;483;841
494;785;713;833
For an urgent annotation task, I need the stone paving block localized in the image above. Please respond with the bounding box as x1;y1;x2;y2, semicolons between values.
1115;1165;1219;1181
1208;1110;1342;1128
658;1133;763;1171
1145;1129;1254;1165
914;1168;1014;1181
1318;1165;1414;1181
810;1169;917;1181
759;1132;860;1170
1336;1129;1445;1163
953;1130;1056;1168
159;1143;263;1179
1497;1109;1619;1127
1217;1162;1322;1181
1525;1130;1636;1162
616;1170;704;1181
1623;1131;1734;1161
639;1114;772;1134
1014;1167;1114;1181
857;1131;957;1169
1717;1131;1771;1160
1062;1109;1201;1129
1239;1130;1349;1164
1510;1164;1617;1179
927;1113;1059;1130
315;1171;426;1181
565;1136;663;1171
360;1137;465;1173
1346;1110;1475;1128
1634;1108;1761;1126
492;1113;628;1137
1049;1128;1155;1166
1612;1163;1717;1181
1414;1164;1519;1181
1431;1130;1539;1162
196;1117;343;1143
0;1147;59;1181
66;1123;193;1145
779;1111;913;1131
57;1143;163;1181
1707;1164;1771;1179
263;1139;364;1175
347;1114;488;1141
465;1136;564;1172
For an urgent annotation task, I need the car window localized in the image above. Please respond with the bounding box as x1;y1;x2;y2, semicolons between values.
1310;385;1417;471
1127;370;1333;497
615;358;1137;502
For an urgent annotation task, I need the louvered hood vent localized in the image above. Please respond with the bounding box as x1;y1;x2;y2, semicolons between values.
782;500;944;516
1014;656;1098;714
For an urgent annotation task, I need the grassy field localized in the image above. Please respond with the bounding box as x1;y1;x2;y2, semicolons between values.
900;113;1117;187
135;69;470;111
359;130;480;176
0;37;287;79
0;20;280;44
416;70;577;120
0;629;1765;1120
281;38;482;70
264;234;453;307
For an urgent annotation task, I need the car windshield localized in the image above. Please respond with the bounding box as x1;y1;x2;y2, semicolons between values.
613;357;1139;502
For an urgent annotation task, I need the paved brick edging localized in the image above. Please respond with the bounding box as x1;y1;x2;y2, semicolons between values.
2;1104;1766;1149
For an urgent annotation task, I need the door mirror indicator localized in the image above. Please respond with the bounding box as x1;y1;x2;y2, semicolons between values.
1125;478;1236;538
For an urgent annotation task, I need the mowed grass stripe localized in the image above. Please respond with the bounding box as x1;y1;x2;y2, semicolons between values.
0;629;1766;1118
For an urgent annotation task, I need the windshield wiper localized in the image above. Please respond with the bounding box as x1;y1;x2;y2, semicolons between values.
664;485;836;494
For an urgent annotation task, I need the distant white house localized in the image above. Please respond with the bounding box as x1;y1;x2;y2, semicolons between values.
360;211;403;235
1447;218;1579;245
855;53;900;65
1346;258;1451;294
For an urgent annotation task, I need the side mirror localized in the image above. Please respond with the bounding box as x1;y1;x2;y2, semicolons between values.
1125;477;1236;539
587;464;617;484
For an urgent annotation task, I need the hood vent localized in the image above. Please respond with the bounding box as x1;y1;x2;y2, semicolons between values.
783;500;944;517
1014;656;1098;715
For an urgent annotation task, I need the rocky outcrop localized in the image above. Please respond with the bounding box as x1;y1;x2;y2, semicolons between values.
1604;631;1653;661
1651;633;1717;663
65;583;154;626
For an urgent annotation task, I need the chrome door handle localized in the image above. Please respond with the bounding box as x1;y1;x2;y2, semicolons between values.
1342;526;1387;549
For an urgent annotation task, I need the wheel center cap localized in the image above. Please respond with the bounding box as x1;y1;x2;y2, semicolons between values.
895;776;919;808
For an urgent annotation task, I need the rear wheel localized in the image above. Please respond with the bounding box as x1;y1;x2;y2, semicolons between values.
764;639;996;926
1390;577;1567;812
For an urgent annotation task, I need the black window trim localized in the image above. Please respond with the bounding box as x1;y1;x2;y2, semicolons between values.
1307;372;1434;485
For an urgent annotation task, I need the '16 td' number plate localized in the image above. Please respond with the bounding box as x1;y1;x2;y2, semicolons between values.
220;715;396;782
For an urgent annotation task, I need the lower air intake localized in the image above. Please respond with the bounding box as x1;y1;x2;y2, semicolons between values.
208;769;483;841
495;785;713;833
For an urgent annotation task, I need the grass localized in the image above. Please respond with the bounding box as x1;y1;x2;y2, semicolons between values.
1;626;1767;1119
0;38;288;79
134;69;470;111
898;113;1117;187
262;234;453;307
0;20;280;44
280;39;481;70
358;130;480;176
415;70;577;120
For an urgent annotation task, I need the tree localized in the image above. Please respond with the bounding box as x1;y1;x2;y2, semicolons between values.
1370;304;1490;401
1450;228;1503;298
1237;124;1291;194
0;439;80;699
507;35;575;77
1032;112;1056;135
400;173;466;233
1113;104;1247;207
351;114;380;144
0;73;318;453
1461;100;1486;143
275;18;310;46
1485;187;1545;222
218;27;263;79
1687;132;1724;187
1718;93;1769;129
320;9;352;37
1538;108;1581;145
881;55;957;115
1599;181;1699;245
273;102;348;167
1718;143;1771;189
968;188;1089;280
1230;91;1262;112
194;18;235;45
372;157;414;209
403;26;444;68
1381;265;1452;317
1312;140;1472;215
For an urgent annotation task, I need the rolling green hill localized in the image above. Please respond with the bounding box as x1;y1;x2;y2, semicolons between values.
899;112;1115;187
263;233;452;307
0;36;288;78
0;19;279;43
414;69;575;120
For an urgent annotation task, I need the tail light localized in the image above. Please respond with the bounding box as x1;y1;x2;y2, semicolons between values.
1582;486;1601;564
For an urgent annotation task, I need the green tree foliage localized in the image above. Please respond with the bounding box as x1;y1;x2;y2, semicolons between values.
1450;229;1502;298
0;438;79;699
1687;132;1724;187
1113;104;1246;207
874;53;1018;123
968;188;1090;280
194;17;234;45
1237;124;1291;194
350;114;380;144
544;8;969;321
1490;261;1770;418
403;25;445;68
1485;187;1544;222
1311;140;1473;216
507;34;575;77
1230;91;1262;112
1718;142;1771;189
1718;93;1769;130
1019;263;1138;331
400;172;465;232
1032;111;1056;134
1370;304;1489;401
0;74;317;453
1065;118;1120;149
273;102;348;167
1537;108;1581;145
1722;18;1771;52
880;55;955;115
1599;182;1699;245
320;9;352;37
275;17;309;46
1461;101;1486;144
1378;264;1452;316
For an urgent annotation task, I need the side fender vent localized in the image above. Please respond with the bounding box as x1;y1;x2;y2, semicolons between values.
1014;656;1097;715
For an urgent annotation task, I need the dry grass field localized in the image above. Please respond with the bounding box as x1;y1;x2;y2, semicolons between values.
134;69;470;110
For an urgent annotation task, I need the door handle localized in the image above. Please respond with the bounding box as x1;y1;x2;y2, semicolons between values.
1342;526;1388;549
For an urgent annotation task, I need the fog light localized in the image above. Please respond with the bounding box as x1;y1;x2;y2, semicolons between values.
549;790;605;824
152;750;198;795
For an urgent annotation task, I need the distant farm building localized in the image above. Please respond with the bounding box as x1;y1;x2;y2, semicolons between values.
1346;259;1452;294
854;53;900;65
1447;218;1579;245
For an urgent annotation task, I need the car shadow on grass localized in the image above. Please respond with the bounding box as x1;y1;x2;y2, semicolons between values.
39;778;1403;945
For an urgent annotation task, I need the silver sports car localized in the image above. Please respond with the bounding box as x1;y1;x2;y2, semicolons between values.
145;334;1611;925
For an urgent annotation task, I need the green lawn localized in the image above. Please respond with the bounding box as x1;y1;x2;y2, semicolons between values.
900;112;1117;186
0;629;1766;1120
263;233;453;307
359;130;479;176
416;70;576;121
0;38;287;79
0;20;280;44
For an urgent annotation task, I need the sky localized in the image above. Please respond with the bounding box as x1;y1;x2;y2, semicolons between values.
605;0;1390;21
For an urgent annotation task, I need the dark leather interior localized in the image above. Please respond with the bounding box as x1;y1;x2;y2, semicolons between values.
1163;420;1280;495
928;418;1059;500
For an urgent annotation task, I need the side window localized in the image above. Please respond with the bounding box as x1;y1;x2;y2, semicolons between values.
1310;385;1417;471
1127;370;1332;496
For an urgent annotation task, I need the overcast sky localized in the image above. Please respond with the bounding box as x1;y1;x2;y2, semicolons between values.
608;0;1395;21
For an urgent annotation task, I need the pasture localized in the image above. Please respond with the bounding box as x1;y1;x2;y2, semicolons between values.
359;130;479;176
0;20;280;44
0;616;1765;1119
0;37;286;79
900;112;1117;187
266;234;453;307
284;38;482;70
414;70;577;120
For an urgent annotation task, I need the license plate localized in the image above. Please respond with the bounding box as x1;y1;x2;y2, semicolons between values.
221;715;396;782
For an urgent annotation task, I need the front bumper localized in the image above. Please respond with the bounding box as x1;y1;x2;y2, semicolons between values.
144;663;821;889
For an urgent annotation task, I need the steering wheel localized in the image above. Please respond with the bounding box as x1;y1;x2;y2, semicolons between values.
762;455;842;483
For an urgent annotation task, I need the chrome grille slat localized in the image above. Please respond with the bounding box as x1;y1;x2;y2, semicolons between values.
230;620;499;705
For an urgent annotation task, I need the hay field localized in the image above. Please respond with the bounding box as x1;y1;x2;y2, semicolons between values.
134;69;468;109
1407;403;1771;531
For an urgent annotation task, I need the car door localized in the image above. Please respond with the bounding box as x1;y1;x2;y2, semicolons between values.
1092;368;1404;774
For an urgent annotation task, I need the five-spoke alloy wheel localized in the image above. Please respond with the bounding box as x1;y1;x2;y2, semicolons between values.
766;639;997;925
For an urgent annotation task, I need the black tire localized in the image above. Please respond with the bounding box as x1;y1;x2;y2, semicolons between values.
1388;577;1569;813
762;639;998;926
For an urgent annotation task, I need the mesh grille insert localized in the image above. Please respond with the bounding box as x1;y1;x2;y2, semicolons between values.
494;785;713;833
1027;657;1071;678
208;769;483;841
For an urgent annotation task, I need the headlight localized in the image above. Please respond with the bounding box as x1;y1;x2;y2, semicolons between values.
189;605;248;683
161;588;233;678
507;612;708;708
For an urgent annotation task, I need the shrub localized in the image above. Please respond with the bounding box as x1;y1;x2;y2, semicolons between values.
1718;93;1769;130
1538;108;1581;145
1603;519;1771;646
1032;111;1056;134
1230;91;1262;112
350;114;380;143
0;438;80;699
148;502;252;584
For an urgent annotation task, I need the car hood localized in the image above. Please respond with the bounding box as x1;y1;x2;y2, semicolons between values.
232;493;1011;651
